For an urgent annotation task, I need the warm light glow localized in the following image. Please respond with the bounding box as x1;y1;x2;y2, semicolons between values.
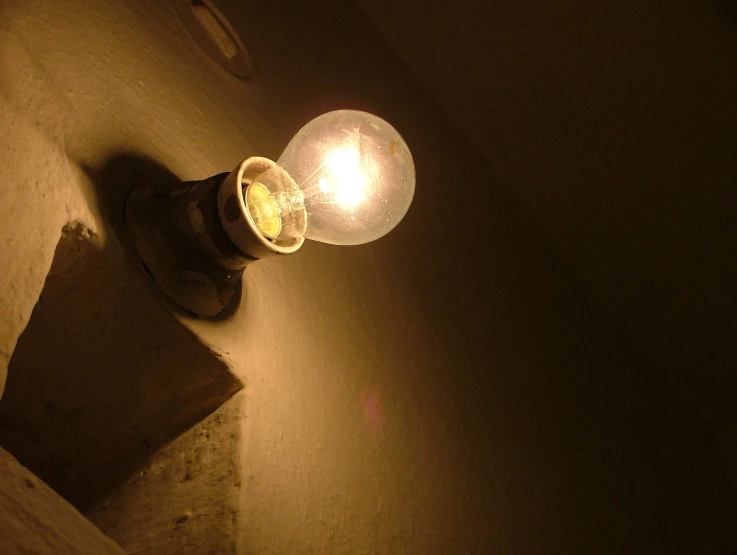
246;110;415;245
322;147;367;208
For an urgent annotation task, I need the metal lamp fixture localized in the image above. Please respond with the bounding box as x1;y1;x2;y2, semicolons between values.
126;110;416;317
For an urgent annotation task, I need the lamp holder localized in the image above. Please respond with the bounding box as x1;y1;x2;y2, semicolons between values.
125;157;303;318
217;156;304;257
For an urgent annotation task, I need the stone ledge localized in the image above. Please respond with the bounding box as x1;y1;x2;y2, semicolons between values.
0;223;243;511
90;394;244;555
0;445;126;555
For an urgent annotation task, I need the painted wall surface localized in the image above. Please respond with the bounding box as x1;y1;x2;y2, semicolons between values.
0;1;735;554
355;0;737;421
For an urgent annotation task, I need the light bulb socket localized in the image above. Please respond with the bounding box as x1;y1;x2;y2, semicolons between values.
125;158;303;318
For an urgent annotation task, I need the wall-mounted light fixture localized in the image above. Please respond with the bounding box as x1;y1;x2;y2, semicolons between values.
126;110;415;317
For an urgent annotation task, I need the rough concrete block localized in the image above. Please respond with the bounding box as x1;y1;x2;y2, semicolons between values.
0;445;126;555
0;223;243;511
90;394;244;555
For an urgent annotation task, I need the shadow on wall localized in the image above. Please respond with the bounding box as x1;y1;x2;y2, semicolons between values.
84;154;244;320
0;154;246;512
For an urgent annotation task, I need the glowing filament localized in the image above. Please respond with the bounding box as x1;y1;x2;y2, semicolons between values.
322;148;367;208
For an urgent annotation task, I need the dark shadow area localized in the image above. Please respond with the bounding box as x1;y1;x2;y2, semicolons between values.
82;153;179;244
82;153;244;321
708;0;737;23
0;219;243;512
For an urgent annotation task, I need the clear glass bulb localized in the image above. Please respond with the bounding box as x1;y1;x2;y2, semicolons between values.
245;110;415;245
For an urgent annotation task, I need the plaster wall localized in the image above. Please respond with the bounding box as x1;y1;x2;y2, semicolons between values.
0;1;735;553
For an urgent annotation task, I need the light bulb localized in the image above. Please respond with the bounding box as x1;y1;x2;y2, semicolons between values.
245;110;415;245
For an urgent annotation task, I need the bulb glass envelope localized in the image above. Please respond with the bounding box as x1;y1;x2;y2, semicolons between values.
246;110;415;246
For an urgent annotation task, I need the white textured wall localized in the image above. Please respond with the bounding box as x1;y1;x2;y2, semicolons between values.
0;1;735;553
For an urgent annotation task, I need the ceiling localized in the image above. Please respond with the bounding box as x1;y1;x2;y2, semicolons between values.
356;0;737;421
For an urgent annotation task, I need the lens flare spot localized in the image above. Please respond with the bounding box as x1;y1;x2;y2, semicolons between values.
360;388;387;432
